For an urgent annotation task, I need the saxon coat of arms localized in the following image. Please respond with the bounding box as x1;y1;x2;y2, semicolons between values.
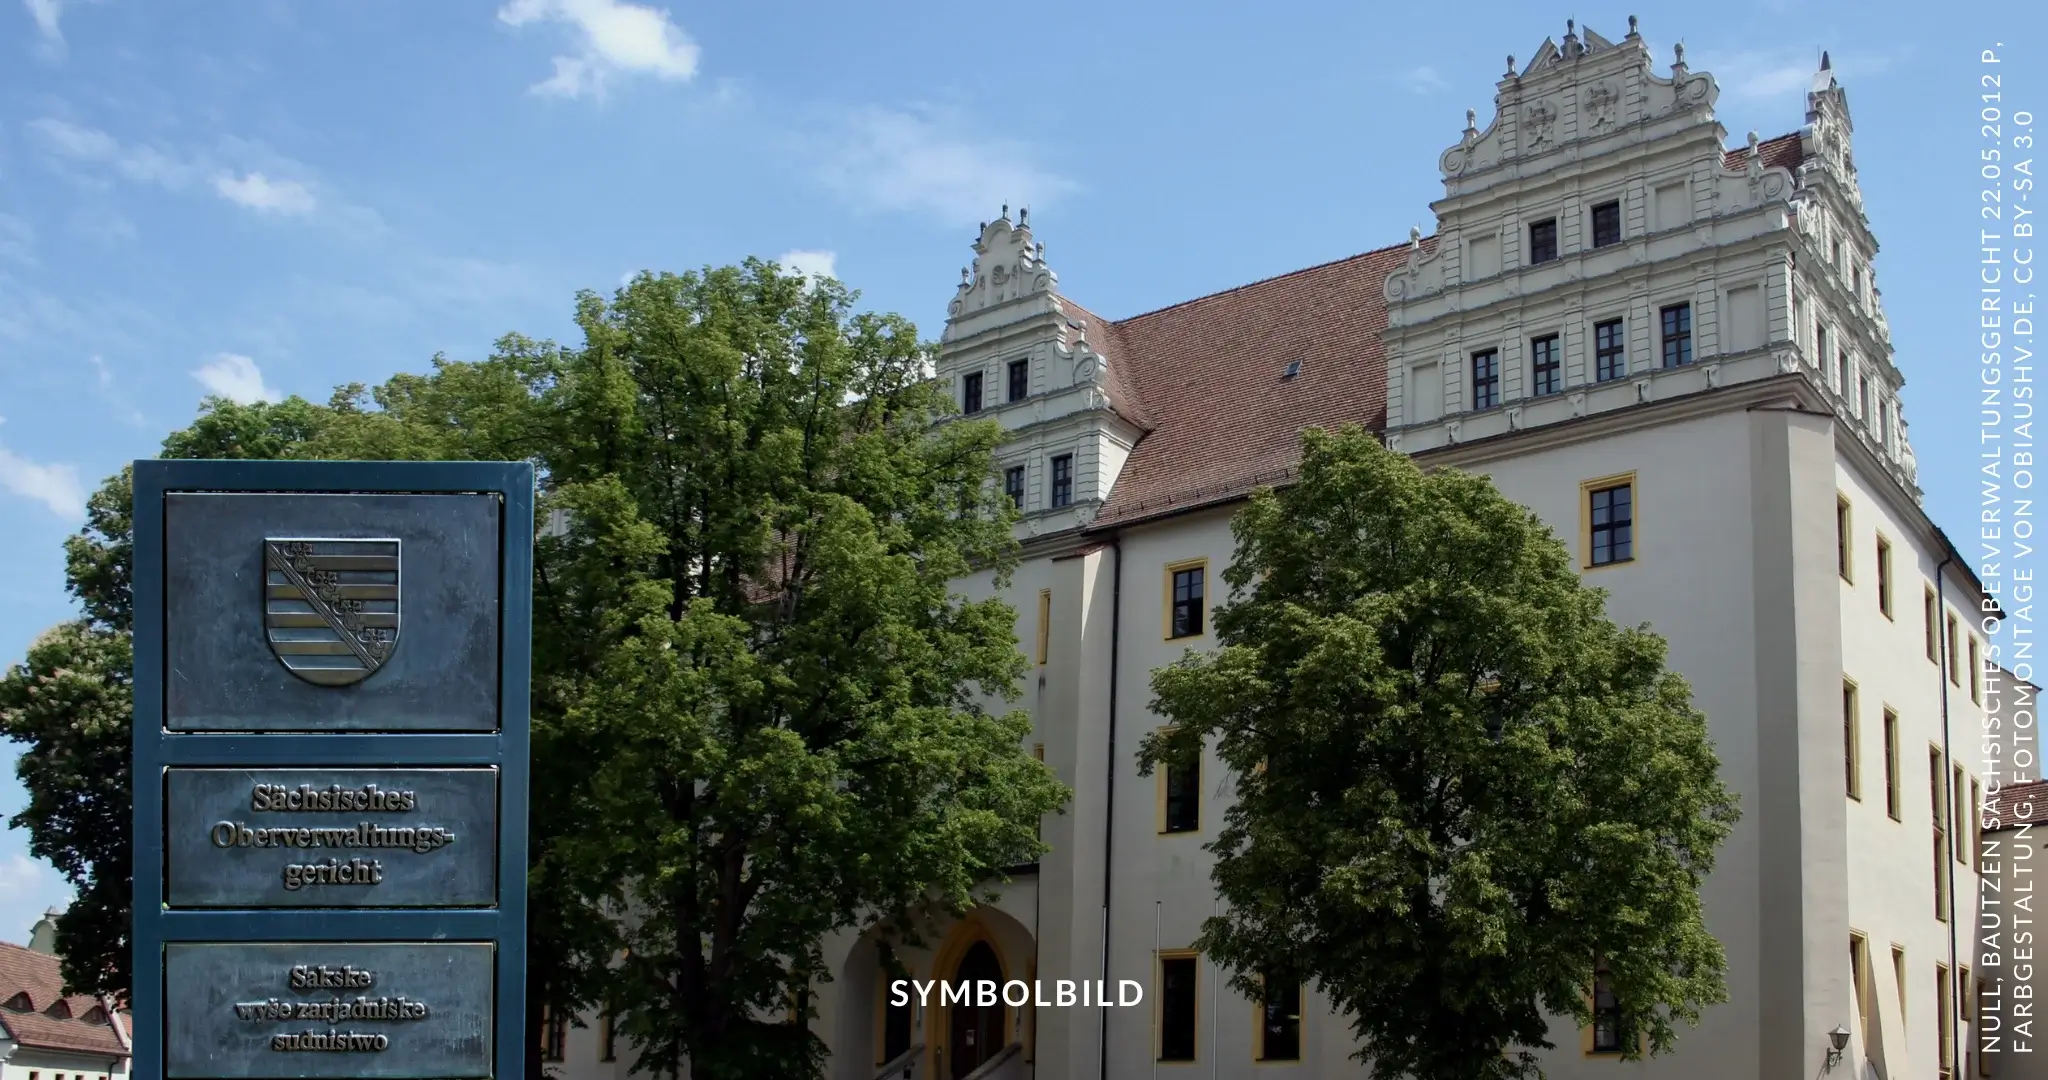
263;538;401;686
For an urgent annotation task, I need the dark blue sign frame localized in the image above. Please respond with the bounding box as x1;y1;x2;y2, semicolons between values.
131;460;532;1080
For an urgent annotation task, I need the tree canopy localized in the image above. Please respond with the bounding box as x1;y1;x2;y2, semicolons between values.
0;260;1067;1080
1138;425;1739;1080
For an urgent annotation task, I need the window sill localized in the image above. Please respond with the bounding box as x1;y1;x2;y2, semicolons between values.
1583;558;1635;572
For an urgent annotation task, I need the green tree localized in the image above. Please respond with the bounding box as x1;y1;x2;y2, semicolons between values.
1138;426;1739;1080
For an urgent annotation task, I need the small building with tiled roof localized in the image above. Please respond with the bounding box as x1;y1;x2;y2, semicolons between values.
0;912;129;1080
796;21;2004;1080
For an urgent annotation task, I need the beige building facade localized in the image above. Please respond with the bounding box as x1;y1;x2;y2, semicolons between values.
549;19;2002;1080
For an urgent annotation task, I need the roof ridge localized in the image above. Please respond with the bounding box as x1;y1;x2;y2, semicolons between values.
1106;236;1428;328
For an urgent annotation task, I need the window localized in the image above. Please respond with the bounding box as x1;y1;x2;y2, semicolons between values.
1583;475;1634;568
1158;952;1199;1062
1926;587;1940;661
1050;454;1073;508
1591;200;1622;248
1893;946;1909;1024
1594;318;1626;381
962;371;983;415
1949;613;1962;686
1529;218;1559;264
1876;535;1893;617
1161;748;1201;834
601;1008;618;1062
1836;496;1853;581
879;969;912;1065
1939;964;1956;1076
1832;238;1843;266
1167;561;1206;640
1934;749;1951;921
1007;358;1029;402
1471;348;1500;410
1256;978;1302;1062
1843;681;1861;799
1660;302;1693;367
1883;709;1901;820
1590;955;1622;1053
1530;334;1561;396
1973;778;1984;871
1817;324;1830;375
1004;466;1025;510
1035;589;1051;666
540;1004;567;1062
1956;763;1969;864
1971;637;1983;705
1851;933;1873;1053
1839;349;1852;397
1962;964;1974;1023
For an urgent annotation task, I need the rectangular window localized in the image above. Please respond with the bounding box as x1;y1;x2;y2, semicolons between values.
1585;478;1634;567
1949;613;1962;686
601;1009;618;1062
962;371;983;415
881;979;912;1064
1590;955;1622;1053
1839;349;1852;397
1962;964;1974;1023
1973;778;1984;871
1471;348;1500;410
1971;637;1983;705
1837;496;1853;581
1530;334;1561;396
1884;709;1901;820
1004;466;1026;509
1877;535;1893;617
1591;200;1622;248
1843;681;1861;799
1934;749;1951;921
540;1004;567;1062
1035;589;1051;666
1926;587;1940;661
1050;454;1073;508
1167;562;1206;640
1158;953;1199;1062
1956;763;1969;864
1007;358;1029;402
1594;318;1626;381
1893;946;1909;1025
1660;303;1693;367
1161;751;1201;834
1851;934;1873;1053
1529;217;1559;264
1256;979;1302;1061
1939;964;1955;1076
1817;324;1829;375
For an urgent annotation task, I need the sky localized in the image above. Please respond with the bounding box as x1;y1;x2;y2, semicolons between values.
0;0;2040;931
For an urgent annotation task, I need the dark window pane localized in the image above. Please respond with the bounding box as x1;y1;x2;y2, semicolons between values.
1589;484;1633;566
1051;455;1073;508
1260;981;1302;1061
962;371;984;414
1170;567;1204;638
1592;969;1622;1052
1660;304;1693;367
1471;349;1500;410
1531;334;1560;396
1159;957;1198;1061
1164;759;1200;833
1595;319;1626;382
1592;201;1622;248
1007;359;1029;402
1004;467;1026;509
1529;218;1558;264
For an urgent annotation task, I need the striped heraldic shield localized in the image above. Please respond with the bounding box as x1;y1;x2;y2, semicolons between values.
262;538;401;687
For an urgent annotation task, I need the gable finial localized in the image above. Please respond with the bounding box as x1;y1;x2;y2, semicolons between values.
1627;14;1638;37
1506;53;1516;76
1409;225;1423;248
1820;50;1831;70
1673;41;1685;66
1035;241;1045;259
1000;202;1009;218
1566;18;1575;37
1019;205;1028;225
1465;107;1477;129
1749;129;1760;149
960;267;970;285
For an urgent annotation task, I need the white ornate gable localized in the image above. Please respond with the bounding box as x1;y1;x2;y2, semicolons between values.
948;207;1056;322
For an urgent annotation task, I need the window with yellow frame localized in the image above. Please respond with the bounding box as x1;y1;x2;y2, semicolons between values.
1156;950;1200;1063
1035;589;1051;665
1253;976;1302;1062
1580;953;1646;1056
1165;559;1208;640
1578;472;1636;569
1156;728;1201;836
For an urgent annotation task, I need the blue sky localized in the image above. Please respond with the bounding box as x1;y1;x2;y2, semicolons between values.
0;0;2038;932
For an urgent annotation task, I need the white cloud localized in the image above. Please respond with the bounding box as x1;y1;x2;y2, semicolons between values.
1400;66;1446;95
0;852;72;918
192;352;281;404
28;117;201;188
777;249;836;284
214;172;317;215
498;0;700;99
808;106;1076;228
87;353;110;388
21;0;93;56
0;443;87;519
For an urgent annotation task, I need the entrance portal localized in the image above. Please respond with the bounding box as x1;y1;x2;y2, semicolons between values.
947;941;1004;1078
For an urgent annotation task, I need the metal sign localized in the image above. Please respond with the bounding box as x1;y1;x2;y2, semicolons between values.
131;461;532;1080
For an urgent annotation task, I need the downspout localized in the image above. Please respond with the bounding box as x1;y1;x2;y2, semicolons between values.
1099;536;1124;1080
1938;554;1961;1080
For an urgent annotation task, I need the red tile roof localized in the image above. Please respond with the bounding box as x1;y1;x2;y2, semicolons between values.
1069;134;1804;528
0;942;129;1058
1986;779;2048;830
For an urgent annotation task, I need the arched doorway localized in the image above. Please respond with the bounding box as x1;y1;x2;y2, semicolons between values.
947;941;1004;1078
